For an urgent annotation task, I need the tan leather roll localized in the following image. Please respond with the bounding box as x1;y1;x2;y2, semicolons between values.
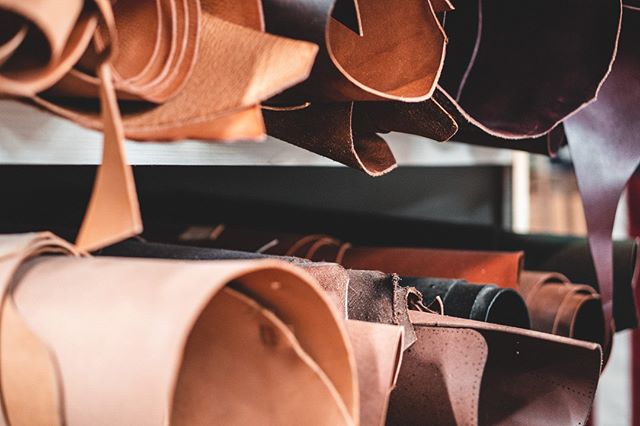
36;0;319;142
0;0;96;96
0;232;359;425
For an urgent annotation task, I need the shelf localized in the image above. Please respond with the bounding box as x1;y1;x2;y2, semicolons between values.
0;100;513;166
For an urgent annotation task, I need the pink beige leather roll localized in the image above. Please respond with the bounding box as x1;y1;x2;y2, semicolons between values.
0;232;358;425
387;311;602;425
346;320;404;426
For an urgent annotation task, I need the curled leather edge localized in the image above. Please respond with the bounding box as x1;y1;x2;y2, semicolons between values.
264;102;397;176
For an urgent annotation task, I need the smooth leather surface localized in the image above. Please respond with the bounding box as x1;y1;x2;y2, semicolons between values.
564;6;640;345
440;0;620;139
0;232;359;425
263;0;447;102
98;238;419;348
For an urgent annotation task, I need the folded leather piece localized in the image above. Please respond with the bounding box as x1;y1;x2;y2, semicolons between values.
262;0;447;102
0;0;96;96
263;103;397;176
346;320;404;426
563;6;640;343
439;0;621;139
402;277;531;329
434;88;567;156
99;238;419;348
387;311;602;426
0;233;359;425
351;93;459;142
520;271;604;347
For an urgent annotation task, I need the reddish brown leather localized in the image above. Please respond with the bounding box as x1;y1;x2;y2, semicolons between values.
563;5;640;346
186;227;524;288
333;247;524;289
388;311;602;426
519;271;605;349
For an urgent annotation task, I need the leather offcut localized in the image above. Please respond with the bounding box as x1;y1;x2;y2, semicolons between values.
388;311;602;426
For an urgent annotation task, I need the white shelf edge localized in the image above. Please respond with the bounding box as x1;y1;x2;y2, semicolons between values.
0;100;513;167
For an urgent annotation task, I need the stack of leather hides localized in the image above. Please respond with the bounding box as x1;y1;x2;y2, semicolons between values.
1;0;639;423
0;0;636;344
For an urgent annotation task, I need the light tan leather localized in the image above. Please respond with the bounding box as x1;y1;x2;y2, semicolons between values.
0;0;96;96
5;0;318;251
172;287;352;425
75;61;142;251
0;232;358;425
346;320;404;426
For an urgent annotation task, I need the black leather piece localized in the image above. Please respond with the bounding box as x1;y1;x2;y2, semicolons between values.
262;0;336;102
402;277;531;329
472;286;530;328
331;0;362;34
442;281;485;318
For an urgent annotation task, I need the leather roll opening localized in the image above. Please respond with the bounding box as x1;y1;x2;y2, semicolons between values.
485;289;531;329
572;297;605;345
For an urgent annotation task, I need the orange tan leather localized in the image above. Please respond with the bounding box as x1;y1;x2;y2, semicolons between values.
0;232;358;425
263;0;449;102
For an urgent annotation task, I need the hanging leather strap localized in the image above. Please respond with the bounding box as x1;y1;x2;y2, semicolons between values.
563;5;638;348
75;0;142;251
